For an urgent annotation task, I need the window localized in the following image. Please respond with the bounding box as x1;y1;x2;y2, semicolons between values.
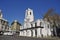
31;24;33;27
48;25;49;28
27;13;28;15
30;12;31;15
2;26;3;29
40;22;42;26
35;29;37;37
31;30;33;36
35;22;37;27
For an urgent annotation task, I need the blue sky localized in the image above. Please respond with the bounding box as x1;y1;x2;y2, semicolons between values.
0;0;60;25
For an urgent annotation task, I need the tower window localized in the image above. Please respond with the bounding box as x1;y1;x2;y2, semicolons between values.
30;12;31;15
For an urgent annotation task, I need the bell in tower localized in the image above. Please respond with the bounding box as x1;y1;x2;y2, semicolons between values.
0;10;3;18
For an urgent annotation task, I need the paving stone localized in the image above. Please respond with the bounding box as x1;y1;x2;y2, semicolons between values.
0;35;60;40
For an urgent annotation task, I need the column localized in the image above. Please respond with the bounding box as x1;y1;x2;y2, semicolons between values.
32;29;35;37
37;28;41;37
23;30;27;36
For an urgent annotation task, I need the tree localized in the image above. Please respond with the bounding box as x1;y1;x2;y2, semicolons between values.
43;8;60;37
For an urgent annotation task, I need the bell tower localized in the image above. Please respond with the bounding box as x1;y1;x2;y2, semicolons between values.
24;8;34;22
23;8;34;36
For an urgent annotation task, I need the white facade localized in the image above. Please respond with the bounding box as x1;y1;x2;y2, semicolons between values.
19;8;52;37
0;10;9;31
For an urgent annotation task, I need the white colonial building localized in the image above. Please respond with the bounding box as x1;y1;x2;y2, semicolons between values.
19;8;52;37
0;10;9;35
0;10;9;31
